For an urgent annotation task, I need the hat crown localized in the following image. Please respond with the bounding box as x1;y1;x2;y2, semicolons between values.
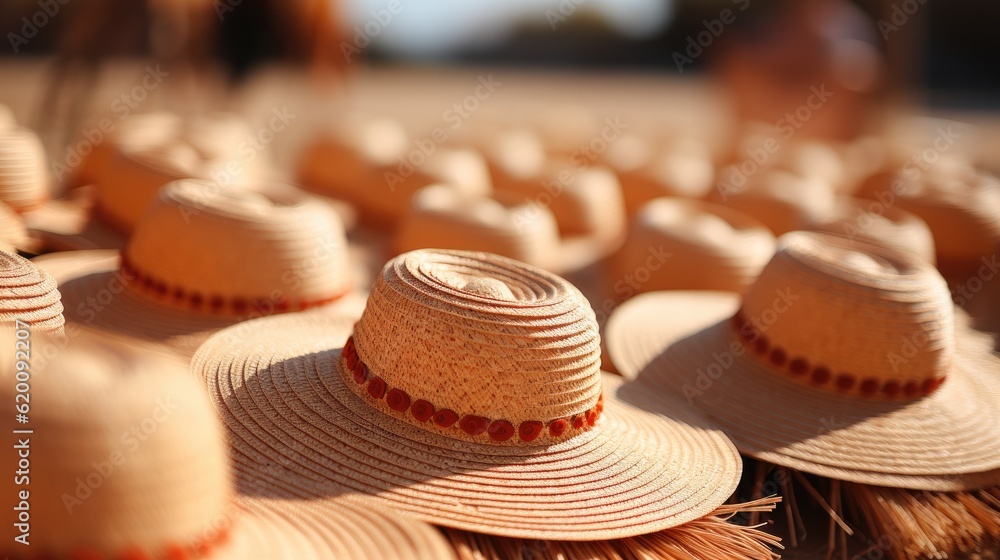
122;180;350;316
0;250;64;333
1;335;230;556
738;232;953;398
349;250;603;445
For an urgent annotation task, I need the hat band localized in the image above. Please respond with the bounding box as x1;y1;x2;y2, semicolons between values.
341;335;604;445
732;310;946;399
3;522;230;559
119;253;348;316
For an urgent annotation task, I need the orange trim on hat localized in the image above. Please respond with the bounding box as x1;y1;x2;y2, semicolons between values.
732;310;946;399
342;335;605;444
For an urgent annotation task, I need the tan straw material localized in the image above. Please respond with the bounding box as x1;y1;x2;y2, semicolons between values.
0;331;453;560
607;137;716;215
710;169;837;235
0;201;32;253
606;197;775;300
0;127;49;212
0;250;64;334
34;180;364;358
813;197;936;263
607;231;1000;492
192;249;744;540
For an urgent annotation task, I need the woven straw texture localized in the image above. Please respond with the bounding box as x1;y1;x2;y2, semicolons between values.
607;232;1000;491
0;127;49;212
192;249;744;540
0;250;64;333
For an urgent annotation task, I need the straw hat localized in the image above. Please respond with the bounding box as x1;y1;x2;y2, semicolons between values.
0;103;15;129
606;198;775;301
710;169;838;235
34;179;365;358
192;248;744;540
606;231;1000;491
606;136;715;215
0;250;64;334
0;127;50;212
855;165;1000;282
812;197;936;263
481;128;547;192
298;116;491;228
0;332;454;560
394;185;563;271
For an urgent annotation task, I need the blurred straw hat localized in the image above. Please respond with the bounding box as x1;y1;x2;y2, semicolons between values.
607;231;1000;491
298;116;491;228
0;127;50;212
0;332;453;560
0;201;34;253
710;169;837;235
193;249;743;540
856;166;1000;282
0;250;64;334
34;180;365;358
812;197;936;263
394;185;560;270
606;198;775;303
0;103;15;129
606;136;715;215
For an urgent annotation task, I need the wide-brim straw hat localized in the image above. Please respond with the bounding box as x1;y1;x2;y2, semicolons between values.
0;330;453;560
193;248;744;540
0;249;64;334
606;231;1000;492
34;179;366;358
811;196;936;263
606;197;775;300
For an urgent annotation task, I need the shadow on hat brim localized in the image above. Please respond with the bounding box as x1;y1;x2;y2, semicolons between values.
34;250;368;360
192;312;744;541
606;291;1000;492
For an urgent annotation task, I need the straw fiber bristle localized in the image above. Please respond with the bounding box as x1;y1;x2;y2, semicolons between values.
440;499;782;560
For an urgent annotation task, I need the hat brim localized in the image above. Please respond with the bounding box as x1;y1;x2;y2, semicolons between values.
227;495;455;560
22;191;126;252
606;291;1000;491
193;311;744;541
35;250;367;359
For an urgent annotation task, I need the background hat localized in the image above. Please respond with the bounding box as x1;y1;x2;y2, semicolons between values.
0;250;64;334
812;197;936;263
0;127;50;212
606;136;716;215
606;197;775;302
0;201;34;253
607;231;1000;492
35;180;364;358
709;169;837;235
193;249;745;541
0;331;453;560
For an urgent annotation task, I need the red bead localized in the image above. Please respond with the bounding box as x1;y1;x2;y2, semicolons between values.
432;409;459;428
753;336;769;355
789;358;809;375
881;381;901;398
275;297;290;312
251;299;271;313
810;367;831;385
769;348;787;367
386;389;411;412
834;374;856;392
411;400;435;422
902;381;920;397
549;418;568;437
518;421;543;442
189;293;204;308
153;280;168;296
487;420;515;442
345;349;359;371
209;295;225;312
586;410;597;426
572;416;585;429
859;378;880;395
172;287;186;301
367;377;387;399
142;275;154;289
459;415;489;436
231;298;248;314
922;377;945;395
352;362;367;384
